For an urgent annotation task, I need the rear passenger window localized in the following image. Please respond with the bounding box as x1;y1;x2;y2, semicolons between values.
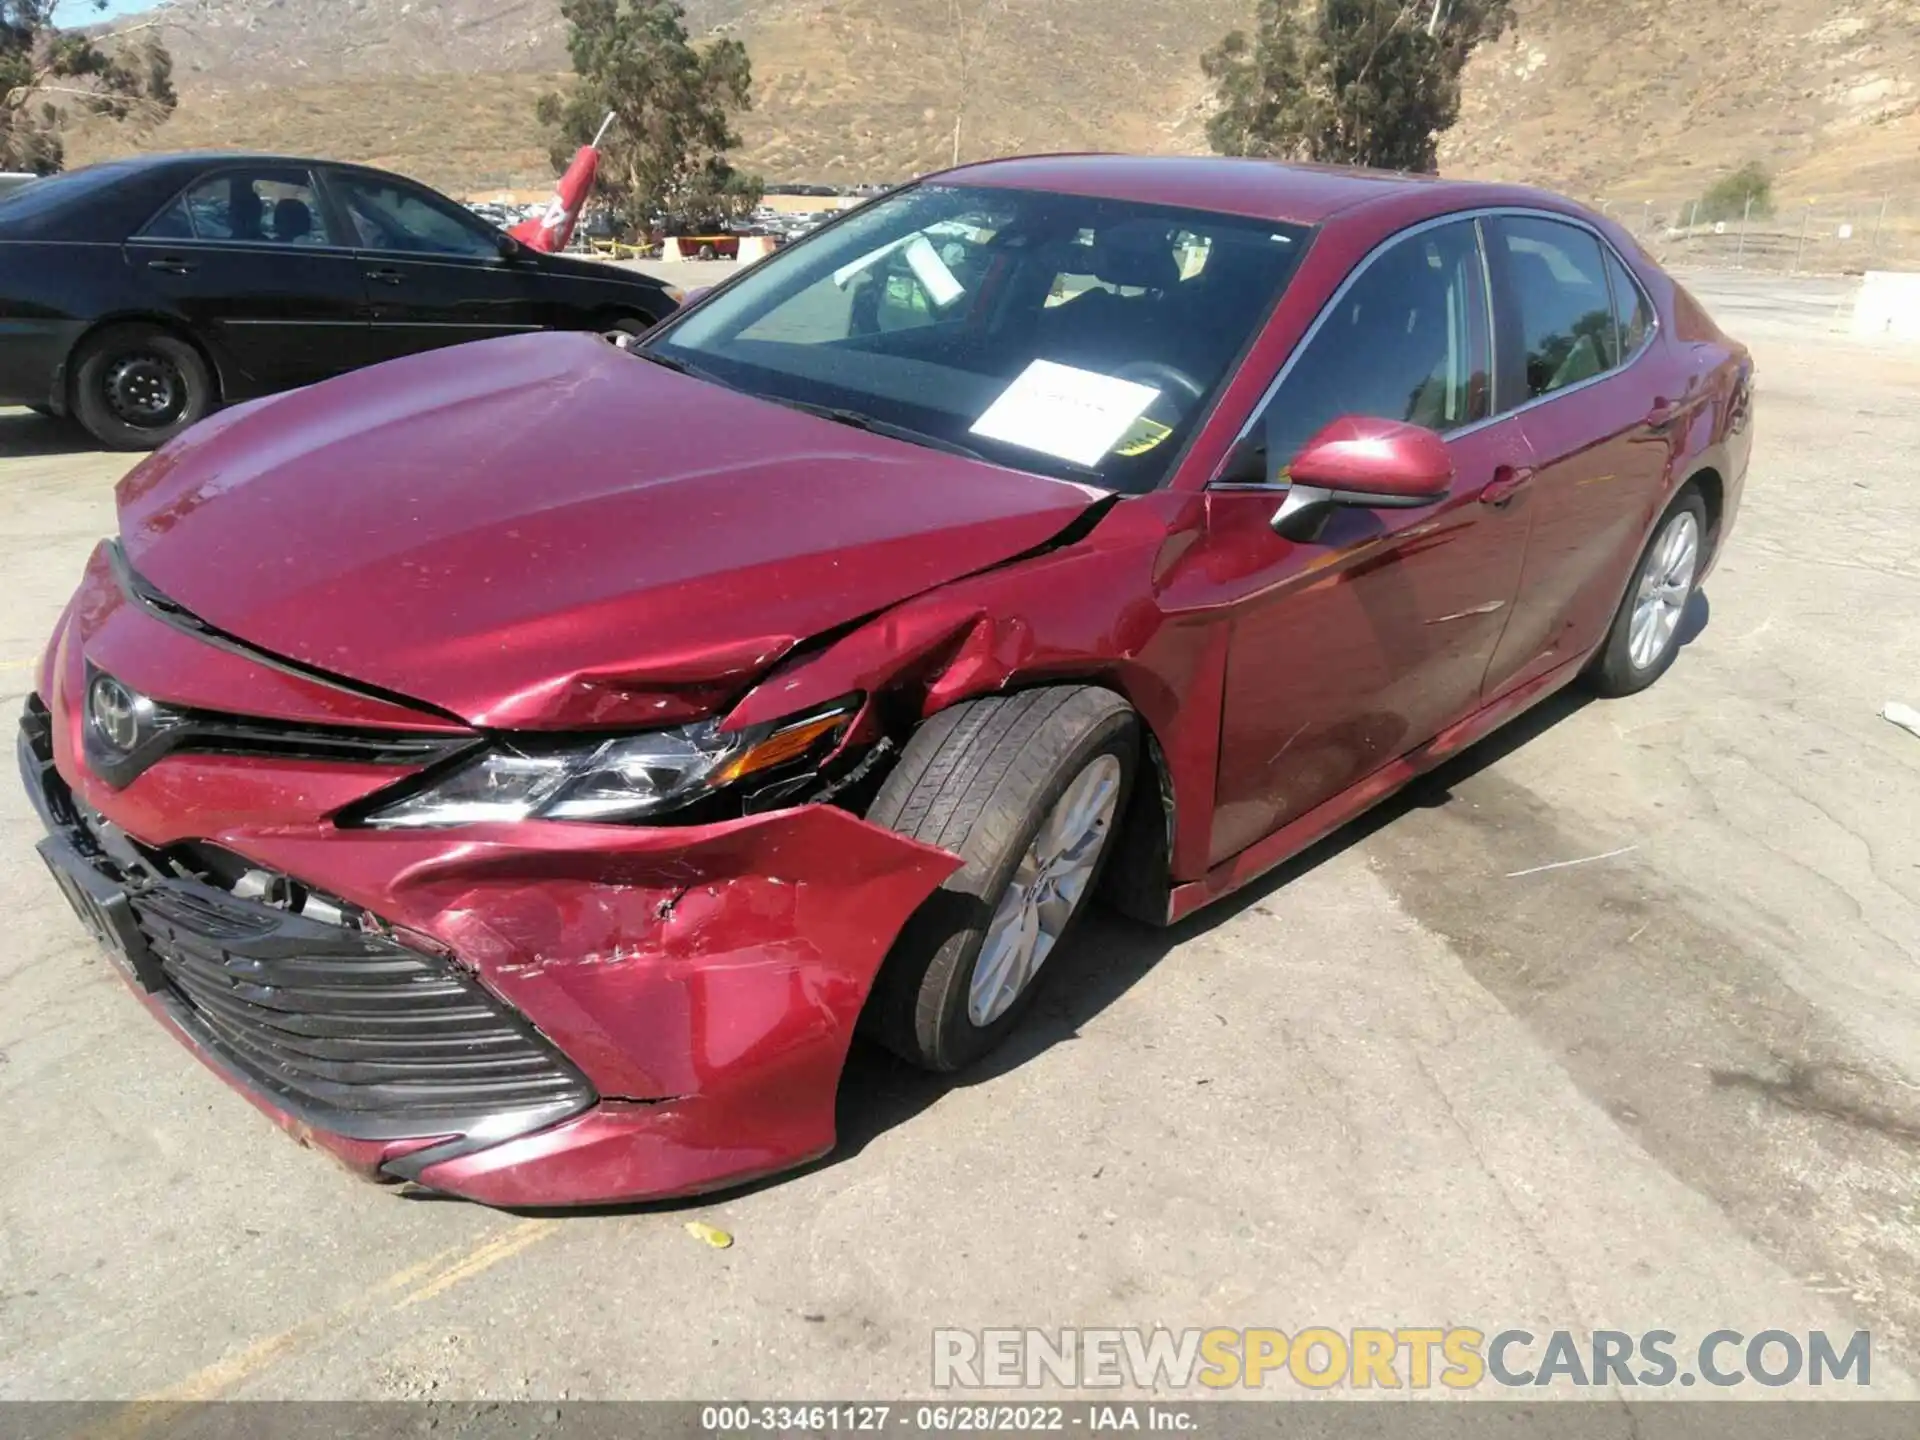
1607;250;1654;359
1259;218;1492;473
1494;216;1618;400
142;169;333;246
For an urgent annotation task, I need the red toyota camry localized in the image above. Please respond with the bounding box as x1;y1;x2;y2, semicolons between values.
23;156;1752;1207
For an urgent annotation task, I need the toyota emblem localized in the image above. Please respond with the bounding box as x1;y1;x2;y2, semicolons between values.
89;674;144;754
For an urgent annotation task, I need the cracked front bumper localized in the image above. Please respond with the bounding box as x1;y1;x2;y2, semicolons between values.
24;646;960;1207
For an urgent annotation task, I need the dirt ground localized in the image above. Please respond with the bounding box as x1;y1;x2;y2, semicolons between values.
0;271;1916;1404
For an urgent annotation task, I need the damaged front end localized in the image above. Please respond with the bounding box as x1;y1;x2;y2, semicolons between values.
25;545;964;1206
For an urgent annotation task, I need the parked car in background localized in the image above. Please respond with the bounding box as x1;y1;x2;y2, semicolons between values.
0;153;681;448
22;155;1750;1206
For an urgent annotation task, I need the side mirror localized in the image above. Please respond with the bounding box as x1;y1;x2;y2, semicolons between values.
495;233;526;262
1270;415;1453;540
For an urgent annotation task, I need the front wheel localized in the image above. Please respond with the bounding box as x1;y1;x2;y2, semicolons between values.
1587;487;1708;696
598;314;655;350
864;687;1138;1072
69;323;214;451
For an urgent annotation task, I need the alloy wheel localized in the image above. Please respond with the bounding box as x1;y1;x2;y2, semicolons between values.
967;753;1122;1027
1628;510;1700;670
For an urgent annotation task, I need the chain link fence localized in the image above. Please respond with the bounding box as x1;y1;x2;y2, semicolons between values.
1593;194;1917;276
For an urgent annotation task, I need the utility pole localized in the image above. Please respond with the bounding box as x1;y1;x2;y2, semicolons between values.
1870;193;1891;266
1793;203;1811;273
1735;194;1752;268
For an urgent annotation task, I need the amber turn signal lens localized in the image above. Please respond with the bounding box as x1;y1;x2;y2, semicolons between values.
713;714;846;785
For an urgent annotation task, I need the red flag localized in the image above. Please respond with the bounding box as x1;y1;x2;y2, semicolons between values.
509;144;600;253
509;113;614;253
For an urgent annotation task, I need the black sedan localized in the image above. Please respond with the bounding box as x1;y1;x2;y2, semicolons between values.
0;153;680;449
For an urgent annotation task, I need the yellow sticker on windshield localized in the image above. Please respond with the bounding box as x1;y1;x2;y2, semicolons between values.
1112;416;1174;457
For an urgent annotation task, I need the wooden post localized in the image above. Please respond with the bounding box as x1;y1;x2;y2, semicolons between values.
1794;204;1812;273
1735;195;1752;267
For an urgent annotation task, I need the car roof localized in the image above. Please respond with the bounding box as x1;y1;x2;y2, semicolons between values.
938;153;1583;227
94;151;396;176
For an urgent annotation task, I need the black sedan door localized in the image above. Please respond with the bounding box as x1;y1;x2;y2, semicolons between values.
126;164;374;396
322;168;547;361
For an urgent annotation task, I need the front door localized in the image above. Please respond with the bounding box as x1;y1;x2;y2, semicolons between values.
324;169;547;363
1205;217;1535;865
126;163;371;396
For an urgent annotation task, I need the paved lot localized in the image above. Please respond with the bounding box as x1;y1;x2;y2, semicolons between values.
2;273;1918;1404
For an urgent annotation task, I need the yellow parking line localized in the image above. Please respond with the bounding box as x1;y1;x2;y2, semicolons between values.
78;1219;563;1437
396;1219;561;1309
1;658;37;670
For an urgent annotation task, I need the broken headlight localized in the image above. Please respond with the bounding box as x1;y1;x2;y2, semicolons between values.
364;702;855;829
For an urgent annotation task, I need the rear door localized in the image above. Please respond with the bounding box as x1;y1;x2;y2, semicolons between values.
126;164;372;394
1479;214;1674;697
324;169;547;362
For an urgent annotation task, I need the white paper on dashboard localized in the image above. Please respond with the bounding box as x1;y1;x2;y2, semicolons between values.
902;234;965;307
831;236;909;288
969;360;1161;468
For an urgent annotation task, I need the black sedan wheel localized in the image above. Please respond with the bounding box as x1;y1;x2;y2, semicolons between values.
70;324;214;451
599;315;654;350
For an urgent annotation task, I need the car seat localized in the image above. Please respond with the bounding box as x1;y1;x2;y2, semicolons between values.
272;198;314;244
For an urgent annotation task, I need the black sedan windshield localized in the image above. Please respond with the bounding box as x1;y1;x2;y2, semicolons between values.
652;184;1311;491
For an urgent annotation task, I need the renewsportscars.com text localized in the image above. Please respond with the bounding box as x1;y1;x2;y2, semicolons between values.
931;1328;1872;1391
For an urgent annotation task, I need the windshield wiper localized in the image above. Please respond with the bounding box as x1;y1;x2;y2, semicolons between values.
772;398;997;464
629;346;735;391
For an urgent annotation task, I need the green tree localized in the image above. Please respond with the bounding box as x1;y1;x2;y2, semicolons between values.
1202;0;1514;174
1698;161;1773;223
537;0;759;233
2;0;176;174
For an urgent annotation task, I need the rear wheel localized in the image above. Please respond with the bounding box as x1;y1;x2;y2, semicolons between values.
864;687;1137;1072
1587;486;1708;697
69;323;214;451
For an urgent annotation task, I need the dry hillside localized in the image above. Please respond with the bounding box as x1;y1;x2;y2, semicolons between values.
69;0;1920;203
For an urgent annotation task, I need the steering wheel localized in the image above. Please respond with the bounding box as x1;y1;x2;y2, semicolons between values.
1111;360;1205;407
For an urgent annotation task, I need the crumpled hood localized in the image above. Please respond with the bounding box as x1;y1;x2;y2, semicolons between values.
116;333;1097;729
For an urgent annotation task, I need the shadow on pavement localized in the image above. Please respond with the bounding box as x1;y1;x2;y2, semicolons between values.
827;680;1604;1173
0;409;100;459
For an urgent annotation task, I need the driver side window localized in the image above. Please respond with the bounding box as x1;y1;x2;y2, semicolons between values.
330;174;499;259
1258;218;1492;478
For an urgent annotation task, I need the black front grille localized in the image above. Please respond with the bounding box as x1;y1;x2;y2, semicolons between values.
23;699;595;1144
127;881;595;1138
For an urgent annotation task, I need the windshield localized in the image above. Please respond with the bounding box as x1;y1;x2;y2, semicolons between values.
650;184;1311;491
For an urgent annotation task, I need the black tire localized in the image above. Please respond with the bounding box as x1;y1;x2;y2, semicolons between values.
70;323;214;451
1586;485;1709;697
597;313;655;348
863;687;1138;1072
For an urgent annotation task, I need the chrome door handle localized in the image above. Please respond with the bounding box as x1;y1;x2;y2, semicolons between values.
1646;398;1686;431
1480;465;1536;508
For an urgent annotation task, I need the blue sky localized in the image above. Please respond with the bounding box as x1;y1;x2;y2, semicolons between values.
72;0;159;18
